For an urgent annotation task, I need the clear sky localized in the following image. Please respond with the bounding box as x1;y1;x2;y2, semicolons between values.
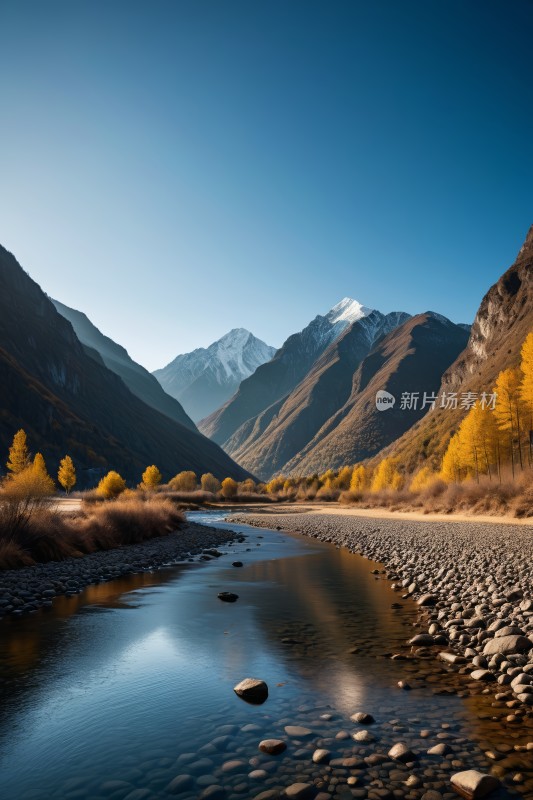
1;1;532;371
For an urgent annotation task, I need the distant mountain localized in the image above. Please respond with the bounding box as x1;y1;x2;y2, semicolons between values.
52;299;196;431
199;298;372;445
379;224;533;472
225;310;411;478
0;244;250;484
282;312;470;476
154;329;276;422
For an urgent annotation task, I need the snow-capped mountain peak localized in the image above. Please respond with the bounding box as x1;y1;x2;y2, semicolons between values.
153;329;276;422
327;297;373;325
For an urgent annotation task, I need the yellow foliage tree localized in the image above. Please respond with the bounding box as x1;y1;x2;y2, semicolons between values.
334;465;353;490
169;471;197;491
58;455;76;494
97;470;127;498
457;403;500;481
409;466;437;492
371;458;403;491
220;477;238;498
141;465;162;490
350;465;369;492
201;473;221;493
520;331;533;463
7;429;30;475
265;476;285;494
493;367;524;475
32;453;55;495
239;478;256;494
319;469;335;486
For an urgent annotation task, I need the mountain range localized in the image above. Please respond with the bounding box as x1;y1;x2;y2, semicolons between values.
0;245;249;484
153;329;276;422
1;225;530;487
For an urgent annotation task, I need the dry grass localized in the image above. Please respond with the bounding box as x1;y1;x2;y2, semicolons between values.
0;493;185;570
339;472;533;518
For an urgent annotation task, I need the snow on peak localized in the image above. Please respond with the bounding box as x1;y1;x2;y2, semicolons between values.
327;298;373;325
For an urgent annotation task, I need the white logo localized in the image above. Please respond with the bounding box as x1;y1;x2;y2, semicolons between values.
375;390;396;411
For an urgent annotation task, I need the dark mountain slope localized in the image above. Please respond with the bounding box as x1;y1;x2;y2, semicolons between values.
52;299;196;431
0;245;249;483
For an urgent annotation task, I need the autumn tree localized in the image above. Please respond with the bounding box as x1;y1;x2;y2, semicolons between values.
350;465;369;492
220;477;238;498
169;470;197;492
409;466;437;492
31;453;56;494
371;458;403;491
265;476;285;494
58;456;76;494
493;367;524;476
520;331;533;464
7;429;30;475
141;465;162;490
97;470;127;498
441;433;462;482
239;478;256;494
201;473;221;493
334;465;353;490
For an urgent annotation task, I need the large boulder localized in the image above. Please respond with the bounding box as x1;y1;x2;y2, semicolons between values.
451;770;500;799
482;635;532;656
233;678;268;704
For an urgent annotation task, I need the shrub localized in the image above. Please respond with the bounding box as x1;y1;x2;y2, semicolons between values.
96;470;127;498
220;477;238;498
140;465;162;491
169;471;197;492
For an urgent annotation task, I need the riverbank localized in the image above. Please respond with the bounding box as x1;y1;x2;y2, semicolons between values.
0;521;240;618
230;511;533;710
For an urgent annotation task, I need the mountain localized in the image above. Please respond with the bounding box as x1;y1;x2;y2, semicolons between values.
0;244;250;484
224;311;411;478
282;312;470;476
378;224;533;472
199;298;372;445
153;329;276;422
51;299;196;431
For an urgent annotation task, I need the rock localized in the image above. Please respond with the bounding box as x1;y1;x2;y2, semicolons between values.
398;680;411;690
352;729;375;742
200;787;226;800
439;652;466;665
417;594;438;606
232;561;243;567
428;743;451;756
312;748;331;763
259;739;287;755
388;742;417;762
409;633;435;646
233;678;268;704
284;784;316;800
218;592;239;602
166;774;194;793
350;711;375;723
284;725;313;738
221;759;246;772
470;669;495;682
450;770;500;798
483;635;532;656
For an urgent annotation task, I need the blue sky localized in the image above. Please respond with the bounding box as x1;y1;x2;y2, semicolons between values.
1;0;532;370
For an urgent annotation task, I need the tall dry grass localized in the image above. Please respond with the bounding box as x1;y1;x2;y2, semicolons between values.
0;493;185;570
339;472;533;518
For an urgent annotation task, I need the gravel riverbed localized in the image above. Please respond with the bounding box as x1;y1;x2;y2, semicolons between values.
230;512;533;711
0;521;240;618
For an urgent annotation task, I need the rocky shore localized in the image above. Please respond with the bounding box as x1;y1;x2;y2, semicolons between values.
230;512;533;708
0;521;240;619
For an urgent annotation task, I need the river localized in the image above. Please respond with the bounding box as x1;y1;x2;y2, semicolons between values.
0;511;525;799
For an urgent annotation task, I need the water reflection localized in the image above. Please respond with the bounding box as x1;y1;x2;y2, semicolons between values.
0;513;530;800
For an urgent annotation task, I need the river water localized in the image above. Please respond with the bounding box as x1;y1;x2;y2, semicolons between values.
0;512;529;800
